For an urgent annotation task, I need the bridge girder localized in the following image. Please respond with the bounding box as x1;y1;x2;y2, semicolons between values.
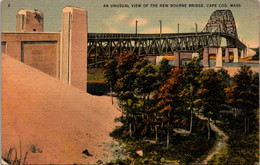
87;33;223;63
87;10;246;65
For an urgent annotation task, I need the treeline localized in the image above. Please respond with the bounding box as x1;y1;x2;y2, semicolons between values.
103;52;259;162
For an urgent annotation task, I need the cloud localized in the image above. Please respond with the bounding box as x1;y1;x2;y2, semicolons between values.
142;27;175;33
173;18;208;32
235;21;239;28
108;28;118;33
244;39;259;48
113;13;127;21
128;18;148;27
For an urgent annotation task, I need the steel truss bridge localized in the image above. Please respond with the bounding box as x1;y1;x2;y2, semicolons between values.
87;10;246;65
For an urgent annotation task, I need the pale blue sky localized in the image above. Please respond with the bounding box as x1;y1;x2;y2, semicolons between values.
1;0;259;47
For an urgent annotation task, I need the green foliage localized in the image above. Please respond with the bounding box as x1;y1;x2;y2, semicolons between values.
209;110;259;164
227;65;259;110
199;69;226;120
217;68;231;87
104;52;258;164
87;68;105;83
133;62;158;96
109;116;215;164
180;57;203;133
116;52;140;78
114;53;140;93
103;60;118;90
226;66;259;134
156;58;172;86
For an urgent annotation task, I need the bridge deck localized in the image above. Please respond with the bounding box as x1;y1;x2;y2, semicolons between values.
88;32;211;40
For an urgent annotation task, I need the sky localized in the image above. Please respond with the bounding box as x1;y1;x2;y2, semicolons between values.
1;0;259;47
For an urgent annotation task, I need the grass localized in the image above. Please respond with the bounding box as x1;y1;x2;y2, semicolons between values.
3;140;28;165
208;131;259;164
207;110;259;164
108;116;216;164
87;68;106;83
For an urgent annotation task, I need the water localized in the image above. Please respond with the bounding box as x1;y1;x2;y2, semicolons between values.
168;60;259;68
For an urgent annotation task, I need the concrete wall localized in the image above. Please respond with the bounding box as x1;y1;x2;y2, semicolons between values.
1;33;60;78
22;42;59;78
3;7;87;92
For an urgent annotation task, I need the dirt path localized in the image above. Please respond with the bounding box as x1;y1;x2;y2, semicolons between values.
197;115;228;164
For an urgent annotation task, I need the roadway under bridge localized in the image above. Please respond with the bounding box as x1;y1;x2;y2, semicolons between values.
87;10;247;67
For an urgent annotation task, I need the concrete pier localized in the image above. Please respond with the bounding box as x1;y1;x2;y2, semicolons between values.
216;48;222;67
60;7;87;92
225;48;238;63
173;52;193;67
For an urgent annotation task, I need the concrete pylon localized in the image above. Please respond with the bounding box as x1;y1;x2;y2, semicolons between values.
225;48;229;63
192;53;199;59
173;52;180;67
60;7;87;92
216;48;222;67
17;9;43;32
240;50;244;58
203;48;209;67
156;56;163;65
233;48;238;63
243;48;247;58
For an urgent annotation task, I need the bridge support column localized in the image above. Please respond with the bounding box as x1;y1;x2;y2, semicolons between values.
216;48;222;67
225;48;230;63
242;48;247;58
60;7;87;92
233;48;238;63
173;52;180;67
240;50;244;58
203;48;209;67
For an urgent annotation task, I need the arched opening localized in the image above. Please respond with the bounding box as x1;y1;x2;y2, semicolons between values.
228;52;234;62
209;53;217;67
181;58;192;65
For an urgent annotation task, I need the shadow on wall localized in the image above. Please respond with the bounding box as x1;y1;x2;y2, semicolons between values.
87;83;110;96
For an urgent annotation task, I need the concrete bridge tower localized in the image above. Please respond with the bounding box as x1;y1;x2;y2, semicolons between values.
16;9;43;32
60;6;88;92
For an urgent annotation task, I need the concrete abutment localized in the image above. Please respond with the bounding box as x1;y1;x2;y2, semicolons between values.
2;7;88;92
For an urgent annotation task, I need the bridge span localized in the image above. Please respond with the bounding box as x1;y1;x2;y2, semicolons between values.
87;10;247;67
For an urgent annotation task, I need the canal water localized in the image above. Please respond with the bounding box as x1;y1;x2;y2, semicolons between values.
168;60;259;68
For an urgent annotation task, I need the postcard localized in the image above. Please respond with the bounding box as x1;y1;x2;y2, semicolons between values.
1;0;259;164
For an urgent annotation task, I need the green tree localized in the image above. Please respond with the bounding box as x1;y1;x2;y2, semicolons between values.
124;59;158;137
114;52;141;137
217;68;231;88
133;62;157;99
114;52;140;93
116;52;140;79
226;65;259;134
181;57;202;134
103;59;118;104
198;69;225;140
157;58;172;86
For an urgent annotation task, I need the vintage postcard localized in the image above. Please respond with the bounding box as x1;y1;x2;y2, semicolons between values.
1;0;259;164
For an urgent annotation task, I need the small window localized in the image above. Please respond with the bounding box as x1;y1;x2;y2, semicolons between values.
21;15;25;30
33;29;36;31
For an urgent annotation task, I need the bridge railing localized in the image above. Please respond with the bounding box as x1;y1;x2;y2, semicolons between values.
88;32;213;40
